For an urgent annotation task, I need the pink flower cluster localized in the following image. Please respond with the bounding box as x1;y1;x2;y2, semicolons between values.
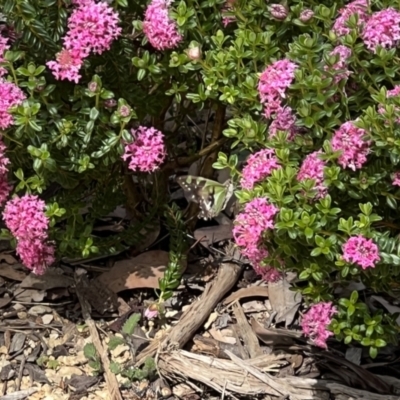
233;197;280;281
297;151;327;199
269;106;297;139
47;0;121;83
331;121;370;171
258;59;298;118
3;195;55;275
0;36;10;76
342;235;380;269
362;8;400;53
324;45;352;83
240;149;280;189
0;139;11;205
332;0;369;37
122;126;166;172
0;80;26;129
333;2;400;53
301;302;337;348
392;172;400;186
258;59;298;138
143;0;182;50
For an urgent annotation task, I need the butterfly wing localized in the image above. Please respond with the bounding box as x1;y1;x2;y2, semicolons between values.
177;175;233;220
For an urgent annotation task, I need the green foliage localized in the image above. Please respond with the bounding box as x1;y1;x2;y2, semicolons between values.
158;204;188;302
122;313;141;336
2;0;400;358
84;343;102;374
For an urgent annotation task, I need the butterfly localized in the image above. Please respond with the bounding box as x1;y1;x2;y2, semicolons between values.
177;175;235;220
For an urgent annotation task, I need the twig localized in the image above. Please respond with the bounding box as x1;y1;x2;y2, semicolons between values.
0;388;38;400
74;274;123;400
15;355;26;391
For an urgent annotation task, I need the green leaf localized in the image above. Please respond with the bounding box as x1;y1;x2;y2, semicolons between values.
83;343;97;360
375;339;387;348
369;346;378;359
122;313;141;335
108;336;125;350
110;361;122;374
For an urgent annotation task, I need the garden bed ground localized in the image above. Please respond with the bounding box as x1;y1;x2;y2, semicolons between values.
0;232;399;400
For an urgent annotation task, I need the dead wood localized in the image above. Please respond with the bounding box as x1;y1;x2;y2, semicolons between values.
232;302;263;359
75;274;123;400
192;334;244;359
158;349;400;400
222;286;269;305
135;262;242;365
158;349;326;399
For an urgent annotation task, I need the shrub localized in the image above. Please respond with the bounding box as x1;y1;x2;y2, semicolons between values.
0;0;399;356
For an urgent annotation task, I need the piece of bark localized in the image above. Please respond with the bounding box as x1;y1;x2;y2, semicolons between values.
162;263;242;351
0;388;38;400
232;303;262;359
158;349;326;399
135;263;242;366
222;286;269;305
192;335;243;359
75;274;122;400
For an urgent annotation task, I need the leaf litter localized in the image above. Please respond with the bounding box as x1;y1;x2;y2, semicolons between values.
0;201;399;400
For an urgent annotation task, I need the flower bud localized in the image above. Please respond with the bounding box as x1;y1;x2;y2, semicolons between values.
270;4;288;20
299;9;314;22
88;81;98;92
187;46;202;61
104;99;117;109
119;105;131;117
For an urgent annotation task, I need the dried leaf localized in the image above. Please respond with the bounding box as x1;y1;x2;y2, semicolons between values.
96;250;186;292
194;225;233;249
23;363;50;384
268;278;301;327
20;269;73;290
0;295;12;308
65;373;99;391
0;264;26;281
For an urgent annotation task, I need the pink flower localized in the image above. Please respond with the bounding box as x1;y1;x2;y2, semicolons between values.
0;177;11;205
144;306;159;319
297;151;327;198
269;106;297;139
299;9;314;23
64;0;121;58
362;8;400;53
3;195;49;240
46;49;83;84
0;36;10;77
258;59;298;118
331;121;370;171
342;235;380;269
16;238;55;275
392;172;400;186
301;302;336;348
122;126;166;172
221;0;236;26
233;197;278;263
253;261;282;283
143;0;182;50
0;79;26;129
240;149;280;189
47;0;121;82
332;0;369;37
3;195;54;275
325;45;352;83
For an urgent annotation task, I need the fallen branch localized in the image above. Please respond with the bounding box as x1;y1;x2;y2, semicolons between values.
136;262;242;365
158;349;400;400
